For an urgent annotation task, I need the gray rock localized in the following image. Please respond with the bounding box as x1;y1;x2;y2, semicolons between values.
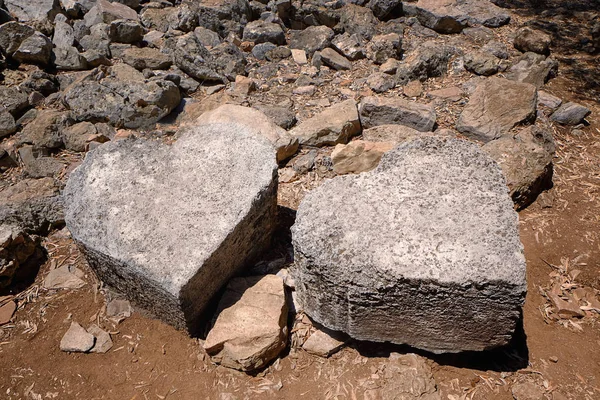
412;0;510;34
505;52;558;89
291;137;526;353
0;224;44;290
63;64;181;129
320;47;351;70
251;42;277;60
338;4;378;41
87;324;113;353
140;8;171;32
290;99;361;146
0;177;64;234
60;322;95;352
0;110;17;138
53;20;76;49
368;0;402;20
511;382;546;400
359;96;436;131
195;104;298;162
13;32;52;65
483;126;555;210
253;104;297;130
514;27;551;56
109;19;144;44
367;72;396;93
52;46;88;70
106;298;132;319
331;33;365;61
0;21;35;55
170;32;225;83
550;102;591;125
456;77;537;142
84;0;138;26
63;123;278;332
4;0;59;25
243;20;285;45
537;90;562;111
62;121;98;152
18;146;64;178
463;51;499;76
289;26;334;56
122;47;172;70
396;41;451;84
19;110;70;151
482;40;509;59
194;26;221;48
0;85;29;116
366;33;401;65
204;275;288;371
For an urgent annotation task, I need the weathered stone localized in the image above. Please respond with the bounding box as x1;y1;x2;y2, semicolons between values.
483;40;509;59
0;110;17;139
302;327;347;357
43;265;86;289
87;324;113;353
170;32;225;83
362;124;422;143
63;64;181;129
550;102;591;125
456;77;537;142
204;275;288;371
320;47;351;70
537;91;562;111
403;80;423;97
19;110;70;151
194;26;221;48
483;126;555;209
368;0;402;20
412;0;510;34
13;32;52;65
367;72;395;93
290;100;361;146
505;52;558;89
0;299;16;325
291;48;308;64
331;33;365;61
251;42;276;60
122;47;172;70
0;178;63;233
396;41;451;84
338;4;378;41
84;0;138;27
62;122;99;152
18;146;64;178
63;123;278;332
464;51;499;76
60;322;95;352
0;224;44;290
0;22;34;55
195;104;298;162
512;382;546;400
359;96;436;131
366;33;401;65
4;0;59;25
53;46;88;70
514;27;552;55
109;19;144;44
332;140;395;174
0;85;29;116
253;104;297;130
292;137;526;353
243;20;285;45
289;26;334;56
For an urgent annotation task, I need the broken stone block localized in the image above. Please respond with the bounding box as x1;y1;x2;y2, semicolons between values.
204;275;288;371
302;327;347;357
60;322;95;352
359;96;436;131
290;100;361;146
63;123;278;333
292;137;526;353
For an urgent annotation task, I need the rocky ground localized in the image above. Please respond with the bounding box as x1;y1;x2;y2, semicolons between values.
1;0;599;398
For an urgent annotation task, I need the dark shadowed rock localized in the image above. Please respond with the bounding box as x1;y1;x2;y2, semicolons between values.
122;47;172;70
63;123;278;332
338;4;378;40
396;41;451;84
289;26;334;56
0;224;45;290
456;77;537;142
505;52;558;89
292;137;526;353
243;20;285;45
550;102;591;125
13;32;52;65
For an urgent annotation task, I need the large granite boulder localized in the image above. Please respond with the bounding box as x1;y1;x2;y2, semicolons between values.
64;123;278;332
292;137;526;353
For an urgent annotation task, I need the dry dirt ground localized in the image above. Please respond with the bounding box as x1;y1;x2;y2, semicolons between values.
2;6;600;400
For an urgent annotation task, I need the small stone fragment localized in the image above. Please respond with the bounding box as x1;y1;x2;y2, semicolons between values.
0;300;16;325
291;48;307;65
106;299;132;319
320;48;351;70
511;382;546;400
359;96;436;131
44;265;86;290
60;322;95;352
550;102;591;125
464;51;499;76
87;324;113;353
290;100;361;146
302;328;347;357
514;27;552;55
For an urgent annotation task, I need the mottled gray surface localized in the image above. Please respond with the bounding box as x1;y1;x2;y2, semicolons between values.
64;123;278;332
292;137;526;353
359;96;436;131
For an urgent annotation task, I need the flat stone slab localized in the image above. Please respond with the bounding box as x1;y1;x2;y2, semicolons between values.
64;123;278;332
292;137;526;353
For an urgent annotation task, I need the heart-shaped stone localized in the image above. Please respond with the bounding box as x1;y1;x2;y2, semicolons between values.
292;137;526;353
64;123;278;332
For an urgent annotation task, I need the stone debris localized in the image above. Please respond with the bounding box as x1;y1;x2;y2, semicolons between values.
43;265;86;290
0;297;16;325
87;324;113;353
514;27;552;56
60;322;95;353
511;381;547;400
290;100;361;146
292;137;526;353
106;298;132;322
359;96;436;132
550;102;591;125
204;275;288;371
64;123;278;332
302;327;347;357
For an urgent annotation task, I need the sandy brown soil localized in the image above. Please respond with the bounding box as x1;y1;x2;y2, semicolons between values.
2;5;600;400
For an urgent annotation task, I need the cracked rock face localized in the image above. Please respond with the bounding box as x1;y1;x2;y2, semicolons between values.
64;123;278;332
291;137;526;353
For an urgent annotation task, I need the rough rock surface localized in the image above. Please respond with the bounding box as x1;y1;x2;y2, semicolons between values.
331;140;395;175
194;104;298;162
290;100;361;146
60;322;95;352
292;137;526;353
204;275;288;371
483;126;555;210
411;0;510;33
456;77;537;142
505;52;558;88
302;327;347;357
63;123;278;332
359;96;436;131
550;102;591;125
